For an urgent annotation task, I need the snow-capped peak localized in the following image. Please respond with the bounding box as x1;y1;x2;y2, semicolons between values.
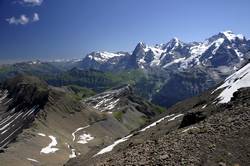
163;37;183;52
222;30;245;41
137;42;147;48
169;37;181;45
28;60;42;65
172;37;180;42
87;51;127;63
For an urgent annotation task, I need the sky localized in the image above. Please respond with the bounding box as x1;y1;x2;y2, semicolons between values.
0;0;250;63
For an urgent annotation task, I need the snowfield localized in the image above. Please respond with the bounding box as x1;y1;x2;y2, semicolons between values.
215;63;250;103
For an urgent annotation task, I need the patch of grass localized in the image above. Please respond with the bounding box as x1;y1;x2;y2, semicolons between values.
113;111;123;121
153;105;166;114
66;84;96;100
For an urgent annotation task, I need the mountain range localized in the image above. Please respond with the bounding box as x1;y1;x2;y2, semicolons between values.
0;31;250;165
1;31;249;108
55;31;250;107
77;31;250;71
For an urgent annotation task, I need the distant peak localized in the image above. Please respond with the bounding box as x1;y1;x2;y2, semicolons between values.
222;30;234;34
220;30;245;41
163;37;183;51
135;42;148;50
173;37;180;42
137;42;147;47
168;37;181;43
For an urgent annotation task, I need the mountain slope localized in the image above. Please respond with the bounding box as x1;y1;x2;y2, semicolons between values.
0;75;163;166
67;62;250;166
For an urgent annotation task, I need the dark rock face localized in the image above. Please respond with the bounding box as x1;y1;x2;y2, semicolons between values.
0;75;49;150
152;68;220;107
179;111;207;128
2;75;49;110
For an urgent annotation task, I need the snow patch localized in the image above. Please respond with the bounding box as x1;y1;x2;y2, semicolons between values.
212;38;224;54
202;104;207;109
163;58;185;68
94;134;133;156
37;133;46;137
40;136;59;154
182;126;197;133
234;49;244;58
215;63;250;103
77;133;94;144
222;31;244;41
140;114;175;132
168;114;184;121
27;158;39;163
69;148;77;158
72;125;90;142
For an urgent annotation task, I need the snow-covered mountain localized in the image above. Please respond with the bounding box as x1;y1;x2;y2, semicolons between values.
77;31;250;71
132;31;249;70
77;51;131;71
70;31;250;108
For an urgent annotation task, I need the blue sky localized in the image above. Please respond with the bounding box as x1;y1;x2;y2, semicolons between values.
0;0;250;63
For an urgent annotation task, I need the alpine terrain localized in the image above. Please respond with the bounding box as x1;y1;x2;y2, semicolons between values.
0;31;249;166
66;61;250;166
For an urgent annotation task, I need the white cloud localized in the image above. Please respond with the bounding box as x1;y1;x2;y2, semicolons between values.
6;14;29;25
20;0;43;6
32;13;39;22
6;13;40;25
